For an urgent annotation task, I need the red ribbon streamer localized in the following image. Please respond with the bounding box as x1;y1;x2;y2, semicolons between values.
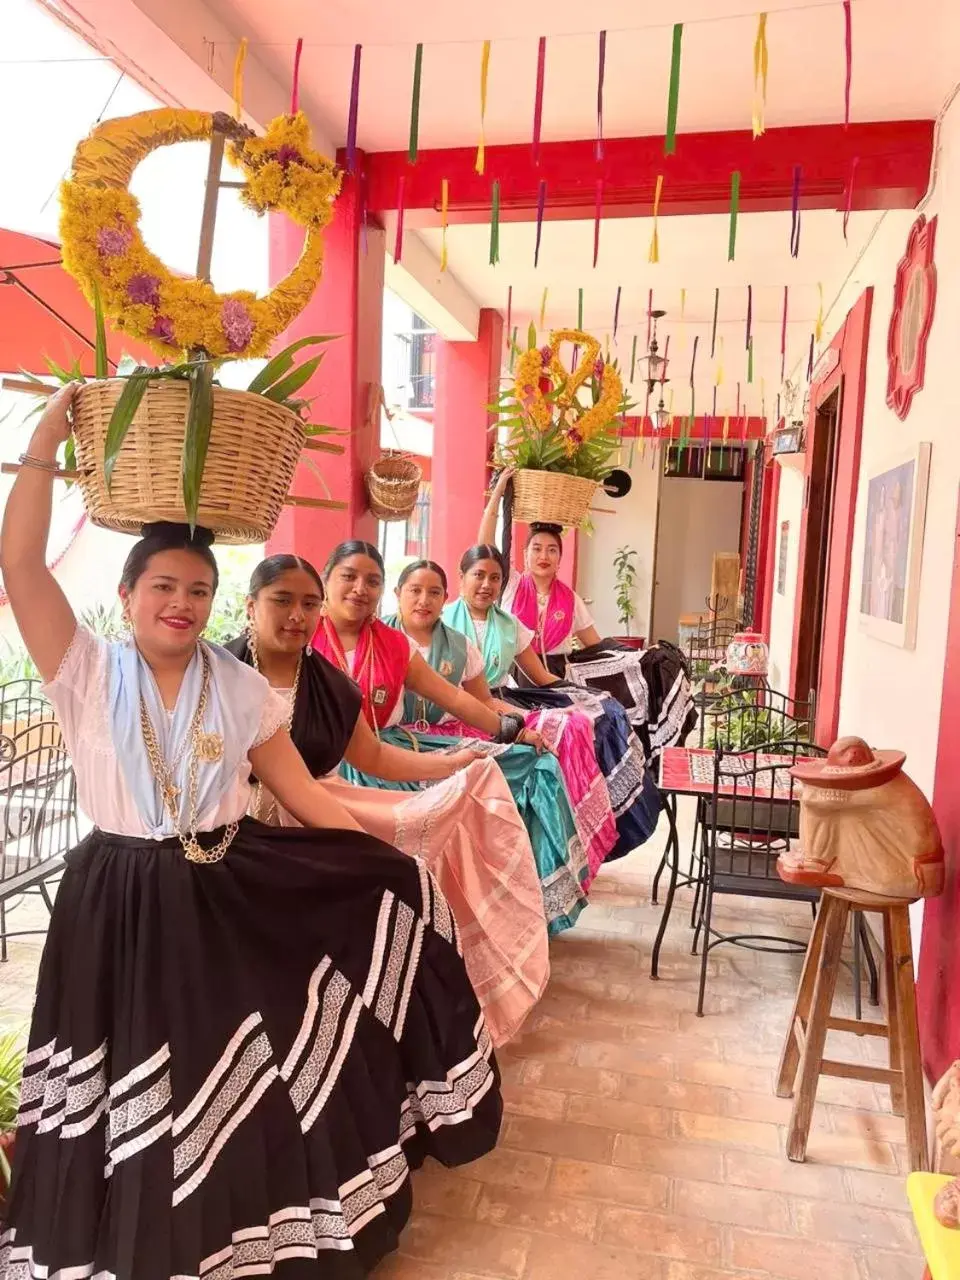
843;0;853;128
613;285;621;340
534;179;547;268
291;37;303;115
746;285;753;351
843;155;860;243
393;175;405;264
346;44;362;174
593;179;603;267
780;285;788;382
596;30;607;161
790;166;802;258
533;37;546;165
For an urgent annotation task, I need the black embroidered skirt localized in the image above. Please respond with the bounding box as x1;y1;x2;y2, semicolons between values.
1;819;502;1279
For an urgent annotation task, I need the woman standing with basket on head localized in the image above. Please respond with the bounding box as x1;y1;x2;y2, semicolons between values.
0;385;502;1280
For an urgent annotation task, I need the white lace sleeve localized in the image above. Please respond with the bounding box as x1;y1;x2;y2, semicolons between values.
252;688;290;749
40;625;109;755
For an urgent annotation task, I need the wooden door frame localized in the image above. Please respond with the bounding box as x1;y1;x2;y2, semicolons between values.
789;288;874;743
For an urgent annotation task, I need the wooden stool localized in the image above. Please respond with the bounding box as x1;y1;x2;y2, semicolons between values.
775;886;929;1172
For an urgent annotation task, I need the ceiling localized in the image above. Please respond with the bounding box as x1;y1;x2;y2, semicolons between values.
205;0;952;154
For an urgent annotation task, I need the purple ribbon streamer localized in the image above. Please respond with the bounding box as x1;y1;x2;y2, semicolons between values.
690;334;699;387
596;31;607;162
746;284;753;350
346;44;362;174
807;333;815;381
534;179;547;268
790;166;802;258
533;37;546;165
843;0;853;128
613;285;621;340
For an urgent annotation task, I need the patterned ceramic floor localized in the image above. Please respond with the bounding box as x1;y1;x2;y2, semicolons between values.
0;801;924;1279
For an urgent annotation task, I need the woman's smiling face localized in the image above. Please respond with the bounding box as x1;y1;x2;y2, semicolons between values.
397;566;446;630
324;554;384;625
461;558;504;612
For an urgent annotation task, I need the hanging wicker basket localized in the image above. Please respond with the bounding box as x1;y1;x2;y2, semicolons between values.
511;469;600;529
70;379;306;544
365;450;422;522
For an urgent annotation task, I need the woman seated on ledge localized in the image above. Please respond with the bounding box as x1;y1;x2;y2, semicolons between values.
312;541;590;936
0;384;501;1280
227;553;549;1048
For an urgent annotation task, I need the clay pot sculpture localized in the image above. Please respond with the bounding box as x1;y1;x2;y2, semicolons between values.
777;736;944;899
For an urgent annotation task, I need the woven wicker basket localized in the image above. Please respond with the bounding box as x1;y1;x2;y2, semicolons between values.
365;450;422;521
511;469;600;529
71;379;306;544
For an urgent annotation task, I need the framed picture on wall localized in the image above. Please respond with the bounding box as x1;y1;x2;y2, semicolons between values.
858;441;931;649
777;522;790;595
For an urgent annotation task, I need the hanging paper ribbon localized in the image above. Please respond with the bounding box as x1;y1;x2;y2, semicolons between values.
440;179;449;272
540;287;548;329
807;333;815;381
505;285;512;349
647;290;654;347
665;24;683;155
489;180;501;265
843;155;859;243
613;286;622;341
393;175;406;264
712;386;718;417
843;0;853;128
593;179;604;268
631;334;638;382
747;337;754;384
815;283;824;344
649;174;664;263
711;287;719;358
746;284;753;350
476;40;491;176
790;166;802;257
528;320;537;351
509;326;518;373
408;44;424;164
290;37;304;115
776;392;781;424
690;335;699;417
346;44;362;174
596;30;607;161
232;37;248;119
577;288;584;330
752;13;769;138
780;285;788;382
533;37;546;165
534;179;546;268
728;171;741;261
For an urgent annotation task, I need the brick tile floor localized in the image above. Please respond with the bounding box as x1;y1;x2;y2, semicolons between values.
0;800;924;1279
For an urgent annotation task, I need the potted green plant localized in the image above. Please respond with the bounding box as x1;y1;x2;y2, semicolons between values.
613;545;642;644
0;1029;26;1211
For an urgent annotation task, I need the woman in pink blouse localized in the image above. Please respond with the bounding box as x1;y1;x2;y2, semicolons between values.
0;385;501;1280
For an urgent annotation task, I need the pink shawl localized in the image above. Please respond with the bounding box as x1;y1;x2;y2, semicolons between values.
512;573;577;653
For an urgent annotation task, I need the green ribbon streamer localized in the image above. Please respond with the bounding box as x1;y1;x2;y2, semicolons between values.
631;334;638;381
509;325;518;372
408;44;423;163
578;287;584;329
489;181;501;265
728;171;741;261
747;336;754;383
664;24;683;155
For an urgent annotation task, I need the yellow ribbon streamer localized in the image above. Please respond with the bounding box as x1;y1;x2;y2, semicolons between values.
649;174;664;264
232;37;248;119
476;41;491;176
752;14;768;138
539;287;548;329
440;179;449;272
716;336;725;385
815;282;824;344
723;413;730;442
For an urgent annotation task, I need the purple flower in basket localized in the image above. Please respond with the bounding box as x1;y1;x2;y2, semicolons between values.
540;345;552;366
221;299;254;353
567;427;583;446
126;273;161;307
593;356;605;380
97;224;133;257
274;144;303;169
149;315;176;344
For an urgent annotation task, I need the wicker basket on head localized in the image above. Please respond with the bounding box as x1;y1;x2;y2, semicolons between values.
511;469;600;529
70;379;306;544
365;450;422;522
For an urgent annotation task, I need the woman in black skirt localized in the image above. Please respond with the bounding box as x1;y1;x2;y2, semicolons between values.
0;384;501;1279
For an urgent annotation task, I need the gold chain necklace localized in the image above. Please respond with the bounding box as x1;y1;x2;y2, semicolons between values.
248;629;303;823
138;645;237;864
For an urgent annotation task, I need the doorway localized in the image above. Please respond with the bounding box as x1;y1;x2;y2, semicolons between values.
650;476;745;643
792;388;840;701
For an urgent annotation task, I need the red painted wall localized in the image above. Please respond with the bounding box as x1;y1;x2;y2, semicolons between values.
789;288;873;742
917;487;960;1083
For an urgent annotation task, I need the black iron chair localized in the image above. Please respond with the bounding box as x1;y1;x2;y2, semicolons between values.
694;740;877;1017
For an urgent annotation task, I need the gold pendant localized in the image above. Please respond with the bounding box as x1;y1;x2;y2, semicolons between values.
439;660;454;677
372;686;388;707
195;732;224;763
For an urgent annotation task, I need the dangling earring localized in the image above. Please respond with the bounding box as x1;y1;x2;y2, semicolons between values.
246;619;261;671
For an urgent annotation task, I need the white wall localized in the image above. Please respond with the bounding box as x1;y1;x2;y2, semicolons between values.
577;447;661;640
769;92;960;803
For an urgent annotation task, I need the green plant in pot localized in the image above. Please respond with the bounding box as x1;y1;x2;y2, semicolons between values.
613;545;639;637
0;1029;26;1204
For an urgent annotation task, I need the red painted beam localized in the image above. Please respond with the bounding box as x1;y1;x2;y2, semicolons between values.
621;414;767;440
363;121;933;225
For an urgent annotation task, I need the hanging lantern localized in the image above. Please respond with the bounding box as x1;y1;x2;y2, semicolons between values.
638;310;671;394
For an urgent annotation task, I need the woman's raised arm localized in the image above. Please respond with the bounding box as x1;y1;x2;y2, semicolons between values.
0;385;80;682
478;467;514;547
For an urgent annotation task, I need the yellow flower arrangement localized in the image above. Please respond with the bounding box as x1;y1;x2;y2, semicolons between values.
59;107;341;361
